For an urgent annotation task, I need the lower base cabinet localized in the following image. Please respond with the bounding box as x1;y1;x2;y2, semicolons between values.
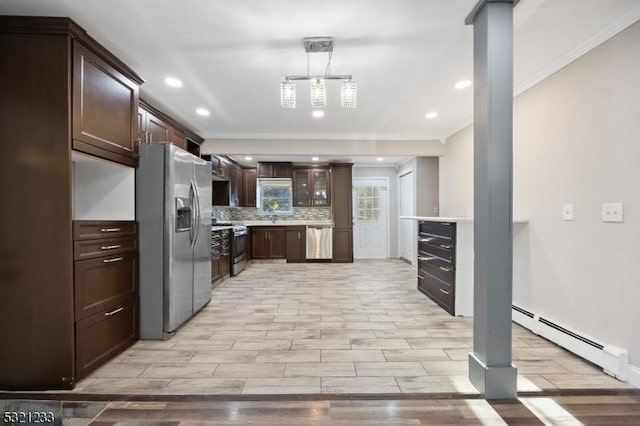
251;227;286;259
417;220;456;316
73;220;138;380
212;229;231;284
75;298;136;378
286;226;306;262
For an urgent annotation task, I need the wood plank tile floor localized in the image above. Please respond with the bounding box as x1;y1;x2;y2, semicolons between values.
83;393;640;425
71;260;632;395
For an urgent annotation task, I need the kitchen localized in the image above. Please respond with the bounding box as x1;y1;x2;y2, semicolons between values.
1;0;640;424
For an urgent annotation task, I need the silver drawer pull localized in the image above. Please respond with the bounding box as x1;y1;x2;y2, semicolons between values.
418;237;434;242
104;307;124;316
101;245;122;250
439;266;452;272
439;244;452;249
439;288;450;295
100;228;121;232
417;256;436;261
103;257;124;263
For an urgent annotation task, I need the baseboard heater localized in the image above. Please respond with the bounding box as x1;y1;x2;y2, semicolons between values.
511;304;628;381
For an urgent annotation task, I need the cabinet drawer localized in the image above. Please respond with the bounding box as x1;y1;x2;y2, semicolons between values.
418;237;454;262
419;221;455;239
74;252;137;320
73;221;137;240
418;273;454;315
418;255;454;284
75;298;136;379
74;236;137;260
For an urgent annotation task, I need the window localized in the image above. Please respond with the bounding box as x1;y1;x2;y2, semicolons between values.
258;179;293;214
357;186;381;221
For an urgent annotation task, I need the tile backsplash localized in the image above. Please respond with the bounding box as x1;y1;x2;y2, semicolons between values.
213;206;332;222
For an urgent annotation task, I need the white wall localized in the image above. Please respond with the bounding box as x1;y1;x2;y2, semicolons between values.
439;22;640;368
73;152;136;220
353;167;399;258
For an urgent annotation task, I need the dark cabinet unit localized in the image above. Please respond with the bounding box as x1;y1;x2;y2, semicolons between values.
251;227;286;259
242;168;257;207
72;220;138;379
331;164;354;262
286;226;306;263
293;167;331;207
0;16;142;390
417;221;456;315
72;41;140;165
257;162;292;178
229;164;242;207
138;100;204;155
211;228;231;286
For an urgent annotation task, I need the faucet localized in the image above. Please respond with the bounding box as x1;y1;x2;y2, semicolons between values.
270;214;277;223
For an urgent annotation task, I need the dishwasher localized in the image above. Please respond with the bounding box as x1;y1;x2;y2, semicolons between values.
306;225;333;260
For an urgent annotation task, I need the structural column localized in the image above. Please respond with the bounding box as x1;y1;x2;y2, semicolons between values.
466;0;518;399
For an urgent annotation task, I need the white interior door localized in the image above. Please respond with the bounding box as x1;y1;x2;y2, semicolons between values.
399;171;415;264
353;178;389;259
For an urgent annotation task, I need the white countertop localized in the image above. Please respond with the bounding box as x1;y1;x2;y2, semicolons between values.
400;216;528;223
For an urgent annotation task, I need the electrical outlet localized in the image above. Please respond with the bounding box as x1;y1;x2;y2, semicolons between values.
562;204;574;221
602;203;624;223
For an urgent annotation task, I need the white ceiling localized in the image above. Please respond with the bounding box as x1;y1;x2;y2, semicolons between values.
2;0;640;149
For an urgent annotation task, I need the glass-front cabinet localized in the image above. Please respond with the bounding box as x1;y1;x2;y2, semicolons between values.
311;169;330;206
293;167;330;207
293;169;310;207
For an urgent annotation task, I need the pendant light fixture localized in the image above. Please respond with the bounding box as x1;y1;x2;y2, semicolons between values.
280;37;357;110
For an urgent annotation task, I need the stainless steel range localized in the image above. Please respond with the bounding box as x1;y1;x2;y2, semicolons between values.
231;225;248;275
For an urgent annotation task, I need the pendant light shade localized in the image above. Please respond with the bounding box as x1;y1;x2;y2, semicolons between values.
310;78;326;109
280;80;296;108
341;80;357;108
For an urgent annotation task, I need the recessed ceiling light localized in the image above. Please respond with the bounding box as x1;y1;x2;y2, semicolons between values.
196;108;210;117
164;76;183;88
244;156;253;161
454;80;472;90
312;110;324;118
425;111;438;119
311;157;319;161
376;157;384;162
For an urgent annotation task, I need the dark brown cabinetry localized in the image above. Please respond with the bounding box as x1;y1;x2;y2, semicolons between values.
72;41;140;166
138;100;203;155
417;221;456;315
242;168;257;207
258;162;292;178
331;164;354;262
229;164;242;207
211;228;231;286
209;156;230;179
286;226;306;263
293;167;331;207
0;16;142;390
75;298;136;380
73;220;138;379
251;227;286;259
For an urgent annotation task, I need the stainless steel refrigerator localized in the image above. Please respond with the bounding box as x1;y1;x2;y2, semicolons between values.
137;143;212;340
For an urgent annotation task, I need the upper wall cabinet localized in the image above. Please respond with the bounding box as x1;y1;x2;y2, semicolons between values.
138;100;203;155
72;41;140;166
257;162;292;178
293;167;331;207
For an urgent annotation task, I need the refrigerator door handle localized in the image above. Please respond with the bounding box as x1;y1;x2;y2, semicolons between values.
191;181;201;248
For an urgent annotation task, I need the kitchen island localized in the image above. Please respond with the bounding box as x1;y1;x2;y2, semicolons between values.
400;216;528;316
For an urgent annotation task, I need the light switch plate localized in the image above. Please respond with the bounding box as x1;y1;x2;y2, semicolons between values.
602;203;624;223
562;204;574;221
